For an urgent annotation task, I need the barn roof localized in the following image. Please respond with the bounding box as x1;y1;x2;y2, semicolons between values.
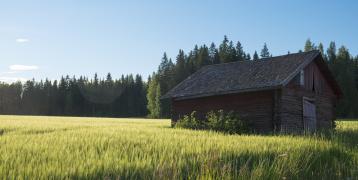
162;50;342;100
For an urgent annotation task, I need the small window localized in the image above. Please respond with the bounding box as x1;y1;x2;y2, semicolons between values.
300;70;304;86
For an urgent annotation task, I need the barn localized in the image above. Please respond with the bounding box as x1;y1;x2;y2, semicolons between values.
162;50;342;133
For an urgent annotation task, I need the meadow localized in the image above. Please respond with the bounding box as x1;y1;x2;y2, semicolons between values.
0;116;357;179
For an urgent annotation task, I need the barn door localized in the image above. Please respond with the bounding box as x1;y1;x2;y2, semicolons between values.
303;98;316;133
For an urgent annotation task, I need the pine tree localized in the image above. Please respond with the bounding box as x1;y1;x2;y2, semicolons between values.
304;39;316;52
158;52;169;73
187;45;200;72
155;83;161;118
260;43;270;58
327;41;337;63
236;41;245;61
219;35;230;63
245;53;251;61
228;41;237;62
318;43;324;55
197;45;210;67
146;73;161;118
318;43;327;61
209;43;220;64
157;53;175;118
186;51;196;74
105;73;113;86
174;49;187;84
253;51;259;60
213;49;221;64
94;73;99;86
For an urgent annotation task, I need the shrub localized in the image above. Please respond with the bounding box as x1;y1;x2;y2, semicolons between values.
175;111;207;130
207;110;250;134
175;110;250;134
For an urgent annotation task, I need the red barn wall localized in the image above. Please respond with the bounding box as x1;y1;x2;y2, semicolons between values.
171;90;274;133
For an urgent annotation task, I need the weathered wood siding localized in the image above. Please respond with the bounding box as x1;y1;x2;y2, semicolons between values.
172;90;274;133
280;60;337;133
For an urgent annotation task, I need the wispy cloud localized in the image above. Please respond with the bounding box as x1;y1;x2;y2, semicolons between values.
1;71;18;75
9;65;39;71
0;77;27;83
0;65;39;83
15;38;30;43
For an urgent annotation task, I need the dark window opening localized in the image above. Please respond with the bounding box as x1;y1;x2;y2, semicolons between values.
292;70;304;86
292;74;300;85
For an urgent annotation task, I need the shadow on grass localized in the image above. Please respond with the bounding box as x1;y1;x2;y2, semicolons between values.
50;146;356;179
0;128;17;136
333;130;358;148
22;128;74;135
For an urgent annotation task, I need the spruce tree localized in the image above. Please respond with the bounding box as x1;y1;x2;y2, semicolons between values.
209;43;217;63
154;83;161;118
327;41;337;63
245;53;251;61
197;45;210;67
209;43;220;64
228;41;237;62
174;49;186;84
146;73;160;118
236;41;245;61
219;35;230;63
260;43;270;58
213;49;221;64
253;51;259;60
318;43;324;55
304;39;315;52
318;43;327;61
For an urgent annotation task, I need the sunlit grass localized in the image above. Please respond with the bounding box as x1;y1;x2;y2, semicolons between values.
0;116;357;179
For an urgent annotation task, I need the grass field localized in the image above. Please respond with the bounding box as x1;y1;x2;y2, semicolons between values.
0;116;357;179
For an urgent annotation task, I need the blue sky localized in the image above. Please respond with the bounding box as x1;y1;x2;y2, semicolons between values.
0;0;357;83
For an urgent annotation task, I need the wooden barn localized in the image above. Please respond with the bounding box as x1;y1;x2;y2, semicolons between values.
162;50;342;133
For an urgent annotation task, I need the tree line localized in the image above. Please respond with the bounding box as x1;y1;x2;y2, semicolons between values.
0;36;357;118
0;74;147;117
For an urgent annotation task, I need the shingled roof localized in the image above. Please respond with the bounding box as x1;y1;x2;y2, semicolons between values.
162;50;341;100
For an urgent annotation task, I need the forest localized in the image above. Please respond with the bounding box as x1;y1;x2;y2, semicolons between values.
0;36;357;118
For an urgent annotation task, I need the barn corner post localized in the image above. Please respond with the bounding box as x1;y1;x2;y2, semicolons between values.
170;98;176;127
272;89;282;133
332;98;338;129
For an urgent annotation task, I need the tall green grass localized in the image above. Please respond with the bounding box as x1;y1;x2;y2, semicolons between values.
0;115;357;179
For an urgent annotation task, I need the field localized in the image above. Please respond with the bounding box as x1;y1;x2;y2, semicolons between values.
0;116;357;179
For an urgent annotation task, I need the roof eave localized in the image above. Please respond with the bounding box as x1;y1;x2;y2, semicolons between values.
172;85;282;101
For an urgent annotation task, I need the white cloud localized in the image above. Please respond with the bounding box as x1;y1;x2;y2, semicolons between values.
1;71;18;74
16;38;29;43
9;65;39;71
0;77;27;83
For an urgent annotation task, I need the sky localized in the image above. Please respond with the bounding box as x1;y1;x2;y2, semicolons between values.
0;0;357;83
